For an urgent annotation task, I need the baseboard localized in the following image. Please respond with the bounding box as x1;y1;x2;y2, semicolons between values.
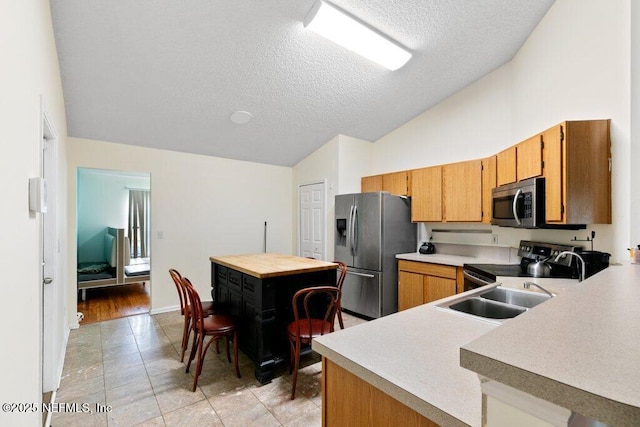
149;304;180;315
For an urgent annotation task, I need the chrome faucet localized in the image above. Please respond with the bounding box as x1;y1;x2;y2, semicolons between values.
523;282;556;297
554;251;586;282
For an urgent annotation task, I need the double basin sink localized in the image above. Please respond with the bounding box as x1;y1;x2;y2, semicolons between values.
437;285;552;323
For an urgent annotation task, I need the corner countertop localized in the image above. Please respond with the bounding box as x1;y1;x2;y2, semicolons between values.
461;264;640;426
313;290;498;426
396;252;507;267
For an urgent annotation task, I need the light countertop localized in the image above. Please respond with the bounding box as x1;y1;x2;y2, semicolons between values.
461;264;640;426
314;264;640;425
313;277;578;426
396;252;507;267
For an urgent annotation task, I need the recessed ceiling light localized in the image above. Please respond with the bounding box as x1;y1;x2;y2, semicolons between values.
304;0;411;71
230;111;252;124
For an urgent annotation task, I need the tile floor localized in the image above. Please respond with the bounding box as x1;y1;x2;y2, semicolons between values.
52;310;367;426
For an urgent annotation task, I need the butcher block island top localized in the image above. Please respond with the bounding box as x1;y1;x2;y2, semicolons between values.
209;253;337;279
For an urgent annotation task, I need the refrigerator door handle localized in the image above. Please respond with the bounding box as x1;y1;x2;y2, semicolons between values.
352;205;358;256
346;271;375;278
348;205;354;256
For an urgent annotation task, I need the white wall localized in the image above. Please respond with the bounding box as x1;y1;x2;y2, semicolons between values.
292;136;340;260
67;138;293;323
365;0;632;262
0;0;69;424
292;134;374;261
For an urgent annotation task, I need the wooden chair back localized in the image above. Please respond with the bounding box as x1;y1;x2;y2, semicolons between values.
291;286;341;339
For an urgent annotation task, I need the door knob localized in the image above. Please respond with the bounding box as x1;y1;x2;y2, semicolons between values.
43;277;53;285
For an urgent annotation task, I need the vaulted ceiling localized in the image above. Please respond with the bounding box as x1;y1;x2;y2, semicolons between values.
50;0;555;167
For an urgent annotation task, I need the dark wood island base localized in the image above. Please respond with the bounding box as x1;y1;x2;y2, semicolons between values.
210;254;337;384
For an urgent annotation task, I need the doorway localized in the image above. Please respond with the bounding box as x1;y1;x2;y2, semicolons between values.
76;168;151;323
298;181;327;260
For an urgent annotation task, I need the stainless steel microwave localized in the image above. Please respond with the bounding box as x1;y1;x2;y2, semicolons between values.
491;177;545;228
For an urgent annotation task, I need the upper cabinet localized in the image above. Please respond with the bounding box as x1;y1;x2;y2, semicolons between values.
481;156;497;224
411;166;442;222
516;134;543;180
442;160;483;222
360;119;611;226
361;175;383;193
361;171;409;196
496;146;517;186
542;120;611;225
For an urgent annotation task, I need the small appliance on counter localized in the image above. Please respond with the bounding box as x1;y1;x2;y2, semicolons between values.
419;241;436;254
462;240;610;291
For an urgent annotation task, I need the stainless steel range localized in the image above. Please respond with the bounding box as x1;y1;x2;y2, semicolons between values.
463;240;581;291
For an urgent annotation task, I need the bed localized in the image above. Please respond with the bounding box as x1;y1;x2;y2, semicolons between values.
77;227;150;300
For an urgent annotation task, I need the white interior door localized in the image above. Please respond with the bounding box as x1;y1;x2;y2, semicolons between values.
41;109;63;396
299;182;326;260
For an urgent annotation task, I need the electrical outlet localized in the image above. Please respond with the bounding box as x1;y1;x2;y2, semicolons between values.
491;234;498;245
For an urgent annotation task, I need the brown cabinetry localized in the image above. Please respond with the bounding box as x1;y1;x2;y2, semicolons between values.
482;156;497;224
361;175;383;192
398;260;460;311
322;358;438;426
541;120;611;224
516;134;543;180
361;171;410;196
442;160;482;222
496;146;517;186
410;166;442;222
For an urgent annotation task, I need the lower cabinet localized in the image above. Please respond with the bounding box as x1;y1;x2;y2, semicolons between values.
398;260;462;311
322;358;438;427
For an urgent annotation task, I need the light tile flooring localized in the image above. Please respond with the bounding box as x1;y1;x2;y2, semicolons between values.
53;310;367;426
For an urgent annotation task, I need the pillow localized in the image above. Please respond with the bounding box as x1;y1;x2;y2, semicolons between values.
104;234;116;267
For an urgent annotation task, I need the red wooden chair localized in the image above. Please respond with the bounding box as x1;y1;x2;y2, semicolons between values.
182;277;240;392
333;261;347;329
168;269;214;361
287;285;341;400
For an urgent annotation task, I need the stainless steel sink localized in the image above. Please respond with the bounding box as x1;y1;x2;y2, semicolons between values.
448;297;527;320
437;285;553;323
478;287;552;309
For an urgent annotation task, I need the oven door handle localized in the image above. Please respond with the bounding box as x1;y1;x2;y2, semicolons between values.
512;189;522;226
463;270;495;287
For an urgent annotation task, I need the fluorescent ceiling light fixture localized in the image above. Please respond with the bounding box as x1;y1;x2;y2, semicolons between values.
304;0;411;71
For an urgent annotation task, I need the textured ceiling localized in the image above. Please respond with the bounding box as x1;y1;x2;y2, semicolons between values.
50;0;555;167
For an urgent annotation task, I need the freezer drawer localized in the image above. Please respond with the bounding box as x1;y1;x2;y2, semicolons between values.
341;268;382;319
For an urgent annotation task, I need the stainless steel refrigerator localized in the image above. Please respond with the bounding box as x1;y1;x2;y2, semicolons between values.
334;192;416;318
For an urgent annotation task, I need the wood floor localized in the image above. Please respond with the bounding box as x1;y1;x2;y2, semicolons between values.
77;283;150;324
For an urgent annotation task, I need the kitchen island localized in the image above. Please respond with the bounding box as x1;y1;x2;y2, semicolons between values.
210;253;337;383
313;265;640;426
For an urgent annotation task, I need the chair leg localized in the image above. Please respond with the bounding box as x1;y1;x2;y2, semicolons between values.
288;339;295;374
186;330;199;373
180;316;191;362
192;334;206;392
291;339;302;400
337;309;344;330
225;336;231;363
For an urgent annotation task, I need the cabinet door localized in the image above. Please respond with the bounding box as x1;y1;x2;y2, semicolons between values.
517;134;543;180
542;124;564;223
442;160;482;222
398;271;425;311
410;166;442;222
482;156;497;224
424;276;457;303
496;146;517;186
382;171;409;196
361;175;383;193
